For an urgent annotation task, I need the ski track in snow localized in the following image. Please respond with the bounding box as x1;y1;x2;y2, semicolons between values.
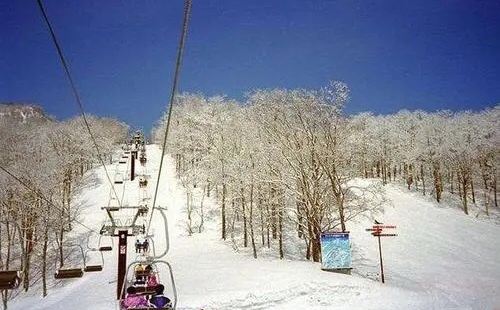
9;145;500;310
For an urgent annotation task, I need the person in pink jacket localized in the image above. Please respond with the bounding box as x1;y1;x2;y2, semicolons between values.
122;286;149;309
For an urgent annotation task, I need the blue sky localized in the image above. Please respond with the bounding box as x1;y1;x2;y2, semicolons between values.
1;0;499;130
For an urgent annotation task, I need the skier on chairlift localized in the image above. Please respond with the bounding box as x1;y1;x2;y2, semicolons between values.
149;284;172;309
122;286;148;309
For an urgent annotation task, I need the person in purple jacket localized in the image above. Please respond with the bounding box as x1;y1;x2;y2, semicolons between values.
149;284;172;309
122;286;149;309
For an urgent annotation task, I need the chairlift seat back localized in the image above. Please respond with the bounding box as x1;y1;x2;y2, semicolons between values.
84;265;103;272
0;271;20;290
54;268;83;279
99;246;112;251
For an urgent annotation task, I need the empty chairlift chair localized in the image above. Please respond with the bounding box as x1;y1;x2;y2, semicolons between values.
0;221;25;290
114;173;124;184
54;244;85;279
0;271;21;290
84;249;104;272
97;234;113;252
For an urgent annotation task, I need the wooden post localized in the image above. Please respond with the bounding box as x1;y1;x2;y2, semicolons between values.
366;224;396;284
377;234;385;283
117;230;128;299
131;152;135;181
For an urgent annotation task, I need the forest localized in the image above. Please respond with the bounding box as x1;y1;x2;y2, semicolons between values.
0;113;127;306
153;81;499;262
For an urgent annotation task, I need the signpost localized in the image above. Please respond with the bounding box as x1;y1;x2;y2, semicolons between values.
365;223;397;283
320;232;352;274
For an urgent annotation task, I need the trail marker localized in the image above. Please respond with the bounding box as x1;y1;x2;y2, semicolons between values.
366;222;397;283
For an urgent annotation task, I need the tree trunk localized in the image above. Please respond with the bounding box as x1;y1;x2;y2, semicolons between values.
470;173;476;204
42;224;49;297
461;171;469;215
221;183;227;240
421;164;426;195
278;206;284;259
494;174;498;207
270;187;277;240
266;202;270;248
433;162;442;202
241;187;248;247
259;196;265;246
249;183;257;258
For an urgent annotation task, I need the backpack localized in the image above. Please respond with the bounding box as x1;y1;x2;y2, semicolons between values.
150;295;171;308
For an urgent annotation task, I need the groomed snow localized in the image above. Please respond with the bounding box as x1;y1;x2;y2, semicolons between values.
10;145;500;309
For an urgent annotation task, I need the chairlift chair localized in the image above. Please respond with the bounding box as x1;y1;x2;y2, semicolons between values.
0;271;21;290
83;249;104;273
138;205;148;216
96;234;113;252
120;260;176;310
139;176;148;188
114;173;124;184
54;268;83;279
54;244;85;279
0;221;25;290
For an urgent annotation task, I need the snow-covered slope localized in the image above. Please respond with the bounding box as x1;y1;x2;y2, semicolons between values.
10;145;500;309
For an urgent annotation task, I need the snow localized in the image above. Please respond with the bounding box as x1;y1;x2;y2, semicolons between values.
10;145;500;309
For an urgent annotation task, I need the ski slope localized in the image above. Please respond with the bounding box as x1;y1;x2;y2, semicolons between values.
10;145;500;309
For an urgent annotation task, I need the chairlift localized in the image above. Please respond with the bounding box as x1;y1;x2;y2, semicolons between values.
83;243;105;273
0;271;21;290
95;234;113;252
54;244;85;279
138;205;148;217
0;221;24;290
120;260;176;310
114;173;124;184
139;176;148;188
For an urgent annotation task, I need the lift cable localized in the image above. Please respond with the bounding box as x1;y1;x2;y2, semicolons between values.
146;0;193;235
36;0;122;208
0;164;99;234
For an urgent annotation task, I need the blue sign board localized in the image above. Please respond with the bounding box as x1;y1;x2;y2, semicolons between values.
320;232;352;270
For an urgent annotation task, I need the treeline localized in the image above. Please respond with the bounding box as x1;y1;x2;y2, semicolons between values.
153;82;499;262
0;113;127;307
350;108;498;215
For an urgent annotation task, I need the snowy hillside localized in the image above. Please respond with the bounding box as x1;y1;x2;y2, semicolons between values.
10;145;500;310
